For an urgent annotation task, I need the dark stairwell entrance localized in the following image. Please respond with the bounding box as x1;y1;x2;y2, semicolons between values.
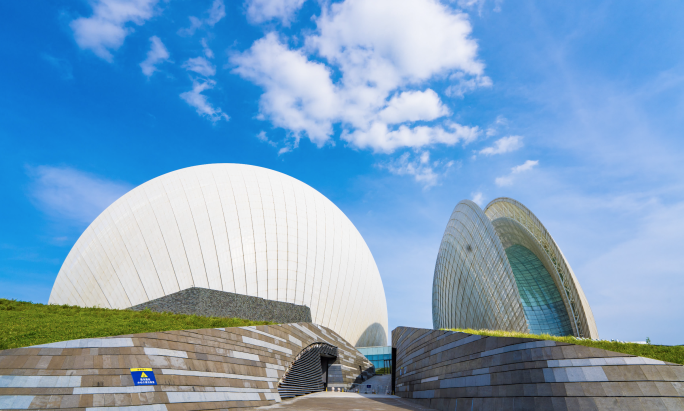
277;343;338;399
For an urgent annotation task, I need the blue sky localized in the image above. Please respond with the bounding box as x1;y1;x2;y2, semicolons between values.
1;0;683;344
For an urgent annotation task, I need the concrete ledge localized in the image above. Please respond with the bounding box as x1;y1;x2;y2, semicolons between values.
128;287;312;324
393;326;684;411
0;323;373;410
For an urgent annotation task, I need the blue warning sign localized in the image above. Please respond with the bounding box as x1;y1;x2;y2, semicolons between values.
130;368;157;386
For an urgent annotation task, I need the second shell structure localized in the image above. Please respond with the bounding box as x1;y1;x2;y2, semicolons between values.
432;197;598;339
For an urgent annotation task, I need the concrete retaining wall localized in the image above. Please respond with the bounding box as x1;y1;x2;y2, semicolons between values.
393;326;684;411
129;287;312;324
0;323;373;410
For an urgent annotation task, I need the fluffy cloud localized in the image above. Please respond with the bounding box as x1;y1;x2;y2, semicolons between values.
140;36;170;77
479;135;523;156
383;151;456;187
201;38;214;58
71;0;158;61
495;159;539;186
180;80;229;122
245;0;306;26
232;33;338;145
27;166;132;225
179;0;226;36
344;122;479;153
377;90;449;124
232;0;488;152
182;56;216;77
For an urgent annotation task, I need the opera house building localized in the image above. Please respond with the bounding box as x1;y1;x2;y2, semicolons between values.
432;198;599;339
5;165;684;411
48;163;388;348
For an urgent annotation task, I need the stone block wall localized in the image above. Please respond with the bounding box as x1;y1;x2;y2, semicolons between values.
393;326;684;411
129;287;312;324
0;323;373;410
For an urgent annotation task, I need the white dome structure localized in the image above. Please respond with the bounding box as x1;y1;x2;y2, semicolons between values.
49;164;388;346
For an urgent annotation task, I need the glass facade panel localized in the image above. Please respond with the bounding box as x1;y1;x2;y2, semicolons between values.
505;244;573;336
357;346;392;370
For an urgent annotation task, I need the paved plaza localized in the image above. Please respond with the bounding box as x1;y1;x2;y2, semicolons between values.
257;392;437;411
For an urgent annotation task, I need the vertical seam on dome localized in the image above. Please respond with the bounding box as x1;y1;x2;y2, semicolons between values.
296;180;306;306
203;169;223;290
180;170;211;289
209;167;232;292
303;187;314;313
59;255;88;307
267;174;277;301
193;168;222;290
254;171;268;298
141;183;181;294
107;206;149;303
289;178;299;304
75;240;114;309
226;169;245;294
161;178;195;288
323;203;339;326
312;196;327;325
339;230;360;341
92;224;133;308
243;171;257;296
335;217;355;338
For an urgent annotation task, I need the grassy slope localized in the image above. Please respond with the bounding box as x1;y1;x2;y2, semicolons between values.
446;328;684;365
0;299;273;350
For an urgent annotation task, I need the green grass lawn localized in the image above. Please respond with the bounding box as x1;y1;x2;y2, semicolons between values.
446;328;684;365
0;299;273;350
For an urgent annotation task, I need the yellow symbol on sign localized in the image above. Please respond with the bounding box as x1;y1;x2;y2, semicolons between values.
141;372;148;378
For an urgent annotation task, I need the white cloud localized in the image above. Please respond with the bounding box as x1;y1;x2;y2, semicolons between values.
445;72;492;97
70;0;158;61
201;38;214;58
479;135;523;156
206;0;226;25
344;122;479;153
231;33;338;146
256;131;278;147
457;0;503;14
140;36;170;77
310;0;484;84
511;159;538;173
245;0;306;26
27;166;132;225
179;0;226;36
472;191;484;206
383;151;457;187
180;80;229;122
495;159;538;186
485;115;508;137
377;90;449;124
182;56;216;77
232;0;488;153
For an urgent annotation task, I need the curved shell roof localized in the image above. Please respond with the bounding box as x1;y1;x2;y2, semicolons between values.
433;198;598;339
432;200;528;332
49;164;388;347
485;197;598;339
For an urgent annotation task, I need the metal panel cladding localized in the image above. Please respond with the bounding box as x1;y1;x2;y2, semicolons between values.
433;198;598;339
49;164;389;347
485;198;599;339
432;200;528;333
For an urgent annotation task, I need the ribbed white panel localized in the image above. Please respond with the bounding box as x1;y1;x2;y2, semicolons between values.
49;164;388;347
